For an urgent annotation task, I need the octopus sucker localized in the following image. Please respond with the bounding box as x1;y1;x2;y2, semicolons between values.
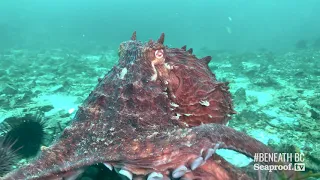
1;32;297;180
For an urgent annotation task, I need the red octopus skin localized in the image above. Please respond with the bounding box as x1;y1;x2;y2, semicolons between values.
1;32;295;180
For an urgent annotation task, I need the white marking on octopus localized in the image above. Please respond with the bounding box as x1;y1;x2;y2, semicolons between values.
119;67;127;80
170;102;179;107
147;132;159;139
150;62;157;81
173;113;182;120
155;49;164;59
184;113;192;116
208;114;212;118
164;62;172;70
199;100;210;106
182;122;189;127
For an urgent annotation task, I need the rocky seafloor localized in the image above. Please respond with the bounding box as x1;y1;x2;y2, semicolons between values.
0;46;319;179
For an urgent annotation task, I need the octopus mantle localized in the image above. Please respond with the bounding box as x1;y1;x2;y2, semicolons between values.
1;32;295;180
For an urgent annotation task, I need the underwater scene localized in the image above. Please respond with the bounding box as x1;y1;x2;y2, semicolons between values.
0;0;319;180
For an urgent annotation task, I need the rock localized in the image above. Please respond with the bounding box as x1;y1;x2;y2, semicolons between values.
0;69;7;77
305;151;320;172
310;109;320;121
57;109;71;118
252;76;280;88
49;85;64;92
39;105;55;112
1;84;18;95
308;95;320;109
233;88;247;106
308;131;320;139
235;109;267;124
241;62;260;76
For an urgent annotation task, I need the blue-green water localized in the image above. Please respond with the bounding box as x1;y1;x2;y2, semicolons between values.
1;0;320;52
0;0;320;180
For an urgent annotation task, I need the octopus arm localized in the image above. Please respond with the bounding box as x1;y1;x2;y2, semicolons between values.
113;124;294;179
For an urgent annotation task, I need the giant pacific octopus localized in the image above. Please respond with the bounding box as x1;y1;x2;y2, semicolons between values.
1;32;296;180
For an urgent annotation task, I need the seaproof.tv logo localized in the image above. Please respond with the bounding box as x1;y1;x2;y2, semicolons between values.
294;163;306;171
253;153;305;172
254;163;305;172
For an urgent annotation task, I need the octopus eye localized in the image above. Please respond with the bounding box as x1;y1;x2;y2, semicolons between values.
155;49;164;59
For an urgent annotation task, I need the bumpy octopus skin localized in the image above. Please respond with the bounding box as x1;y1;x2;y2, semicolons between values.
1;32;294;180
